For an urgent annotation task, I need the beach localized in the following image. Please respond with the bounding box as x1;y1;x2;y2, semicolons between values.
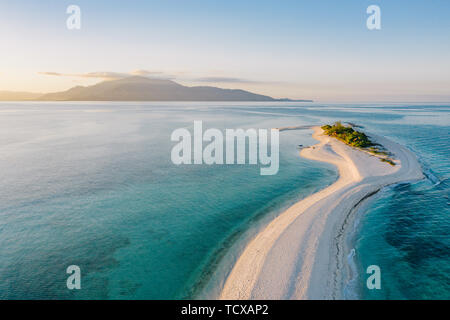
220;126;424;299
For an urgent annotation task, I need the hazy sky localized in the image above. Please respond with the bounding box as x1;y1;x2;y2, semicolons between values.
1;0;449;102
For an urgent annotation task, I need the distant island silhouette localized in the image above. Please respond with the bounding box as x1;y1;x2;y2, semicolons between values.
0;76;313;102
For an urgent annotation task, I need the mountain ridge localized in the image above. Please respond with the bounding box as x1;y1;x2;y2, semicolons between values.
1;76;313;102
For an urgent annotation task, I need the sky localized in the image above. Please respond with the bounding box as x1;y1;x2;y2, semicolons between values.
1;0;449;102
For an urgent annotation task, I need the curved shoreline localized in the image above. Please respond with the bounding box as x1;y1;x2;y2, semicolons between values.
219;127;423;299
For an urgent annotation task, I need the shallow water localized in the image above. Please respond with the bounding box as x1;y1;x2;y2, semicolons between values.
0;102;448;299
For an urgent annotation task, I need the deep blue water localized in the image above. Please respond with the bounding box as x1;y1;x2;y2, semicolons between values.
0;102;448;299
355;123;450;299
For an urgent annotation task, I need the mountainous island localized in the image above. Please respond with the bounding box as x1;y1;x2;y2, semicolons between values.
0;76;312;102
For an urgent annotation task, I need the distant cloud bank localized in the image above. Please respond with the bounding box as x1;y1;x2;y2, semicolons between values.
38;70;274;85
39;70;175;81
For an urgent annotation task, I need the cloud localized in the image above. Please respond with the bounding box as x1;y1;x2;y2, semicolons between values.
39;72;63;76
131;69;178;80
39;70;174;80
38;70;283;86
192;76;286;86
77;72;128;79
39;71;127;80
131;69;161;76
194;77;260;84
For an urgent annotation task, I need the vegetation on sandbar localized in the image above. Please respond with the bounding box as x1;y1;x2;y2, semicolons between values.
381;158;396;166
321;121;396;166
321;121;373;148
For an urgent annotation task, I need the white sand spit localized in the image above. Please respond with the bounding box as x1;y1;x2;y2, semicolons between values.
220;127;423;299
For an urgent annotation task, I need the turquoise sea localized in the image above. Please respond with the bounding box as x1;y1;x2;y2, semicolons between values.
0;102;448;299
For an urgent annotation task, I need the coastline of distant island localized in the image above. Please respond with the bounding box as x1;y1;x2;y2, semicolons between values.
0;76;313;102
